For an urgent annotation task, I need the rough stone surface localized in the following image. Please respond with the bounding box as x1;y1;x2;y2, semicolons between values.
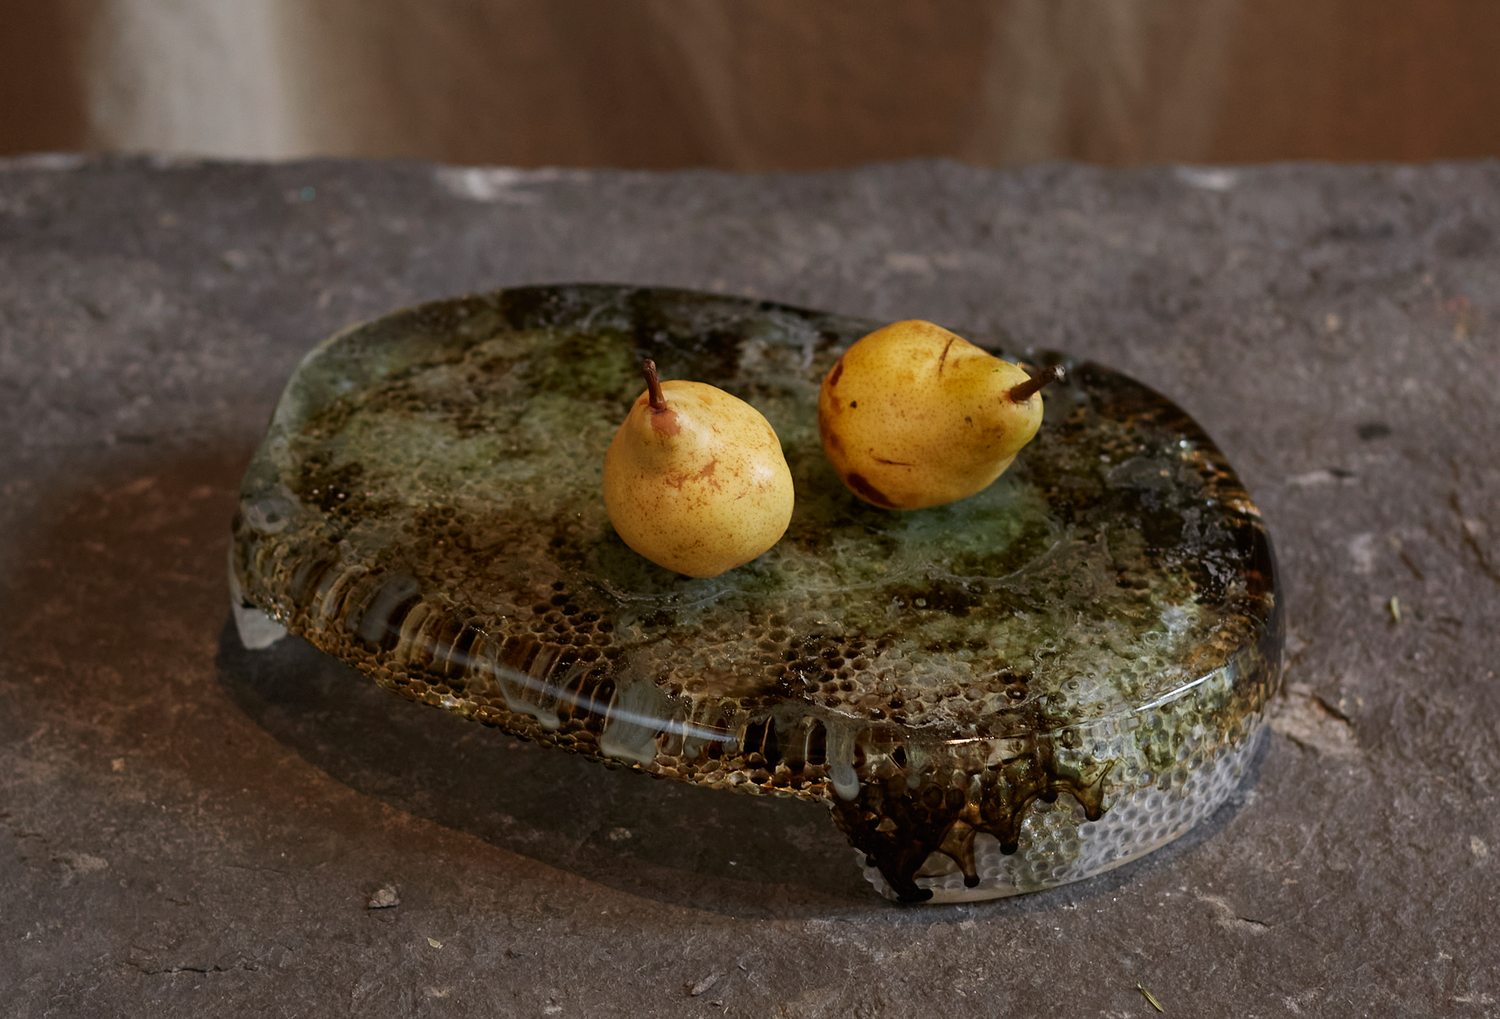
2;153;1499;1016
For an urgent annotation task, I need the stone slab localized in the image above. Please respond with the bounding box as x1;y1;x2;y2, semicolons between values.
2;154;1498;1016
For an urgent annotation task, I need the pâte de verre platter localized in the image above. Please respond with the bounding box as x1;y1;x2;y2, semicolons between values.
230;284;1281;903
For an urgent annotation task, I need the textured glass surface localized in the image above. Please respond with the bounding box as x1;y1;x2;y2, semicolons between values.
231;284;1281;902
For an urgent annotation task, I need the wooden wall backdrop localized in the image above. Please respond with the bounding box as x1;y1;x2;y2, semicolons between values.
4;0;1500;168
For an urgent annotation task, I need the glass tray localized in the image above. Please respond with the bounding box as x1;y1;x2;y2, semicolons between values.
230;284;1282;903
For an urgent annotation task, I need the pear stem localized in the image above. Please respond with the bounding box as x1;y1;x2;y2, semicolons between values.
642;359;667;411
1009;363;1065;403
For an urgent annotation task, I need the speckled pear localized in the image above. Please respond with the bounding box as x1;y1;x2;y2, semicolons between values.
817;320;1062;510
604;361;794;577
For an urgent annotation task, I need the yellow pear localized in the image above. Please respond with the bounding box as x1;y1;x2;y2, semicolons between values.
817;320;1062;510
603;361;794;577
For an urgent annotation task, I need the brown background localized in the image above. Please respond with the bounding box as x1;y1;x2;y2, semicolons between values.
5;0;1500;169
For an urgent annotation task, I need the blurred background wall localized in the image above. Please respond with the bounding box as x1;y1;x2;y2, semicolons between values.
4;0;1500;169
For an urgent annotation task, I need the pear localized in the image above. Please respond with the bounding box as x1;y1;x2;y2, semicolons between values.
603;360;794;577
817;320;1063;510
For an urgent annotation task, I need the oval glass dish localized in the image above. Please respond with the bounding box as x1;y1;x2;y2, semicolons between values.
230;284;1282;903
